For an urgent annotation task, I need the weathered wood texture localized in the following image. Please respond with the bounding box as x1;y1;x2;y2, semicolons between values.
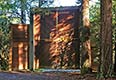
10;7;81;70
9;24;29;70
9;24;39;70
33;7;81;69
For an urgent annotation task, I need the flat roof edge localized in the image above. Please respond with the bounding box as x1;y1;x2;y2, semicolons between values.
31;6;81;14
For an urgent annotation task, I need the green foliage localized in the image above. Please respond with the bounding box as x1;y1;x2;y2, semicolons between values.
0;0;12;70
0;0;55;70
39;0;54;7
96;64;113;79
112;0;116;44
81;66;92;75
90;0;116;53
90;0;116;78
89;4;101;67
0;17;10;70
80;27;90;42
33;8;51;16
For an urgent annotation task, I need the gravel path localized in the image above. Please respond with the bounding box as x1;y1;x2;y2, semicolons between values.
0;71;115;80
0;71;81;80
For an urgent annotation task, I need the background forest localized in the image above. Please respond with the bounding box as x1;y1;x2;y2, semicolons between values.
0;0;115;78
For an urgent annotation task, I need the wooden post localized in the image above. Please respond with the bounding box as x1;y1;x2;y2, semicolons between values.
29;11;34;71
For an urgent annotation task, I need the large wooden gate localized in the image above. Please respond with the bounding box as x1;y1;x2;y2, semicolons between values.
33;6;81;69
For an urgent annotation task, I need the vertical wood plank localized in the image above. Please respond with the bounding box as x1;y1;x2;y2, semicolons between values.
29;12;34;70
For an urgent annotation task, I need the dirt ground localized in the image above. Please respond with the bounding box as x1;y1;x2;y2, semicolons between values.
0;71;116;80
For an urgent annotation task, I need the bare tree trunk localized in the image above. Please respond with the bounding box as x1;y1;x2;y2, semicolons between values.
20;0;26;24
81;0;92;73
100;0;113;77
21;10;26;24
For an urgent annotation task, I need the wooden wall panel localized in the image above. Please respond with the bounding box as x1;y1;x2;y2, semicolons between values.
9;7;81;70
33;14;40;69
33;7;80;69
9;24;29;70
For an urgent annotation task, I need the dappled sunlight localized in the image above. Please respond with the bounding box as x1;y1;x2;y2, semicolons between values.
10;7;80;70
11;42;29;70
10;24;29;70
12;24;29;42
59;24;72;32
33;14;41;69
34;14;41;46
18;42;28;70
34;57;39;69
49;11;77;69
33;7;80;69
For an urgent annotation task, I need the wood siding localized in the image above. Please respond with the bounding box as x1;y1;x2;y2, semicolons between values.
9;24;29;70
33;7;80;69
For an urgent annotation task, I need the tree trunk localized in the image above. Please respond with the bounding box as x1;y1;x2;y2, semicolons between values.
100;0;113;77
20;0;26;24
81;0;92;73
21;10;26;24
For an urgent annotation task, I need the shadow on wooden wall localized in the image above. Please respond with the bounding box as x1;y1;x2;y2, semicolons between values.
9;24;29;70
33;7;81;69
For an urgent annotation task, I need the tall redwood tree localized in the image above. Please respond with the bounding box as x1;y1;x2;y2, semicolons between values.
100;0;113;77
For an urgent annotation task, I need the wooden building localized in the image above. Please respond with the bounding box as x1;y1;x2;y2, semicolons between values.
9;6;81;70
32;6;81;69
